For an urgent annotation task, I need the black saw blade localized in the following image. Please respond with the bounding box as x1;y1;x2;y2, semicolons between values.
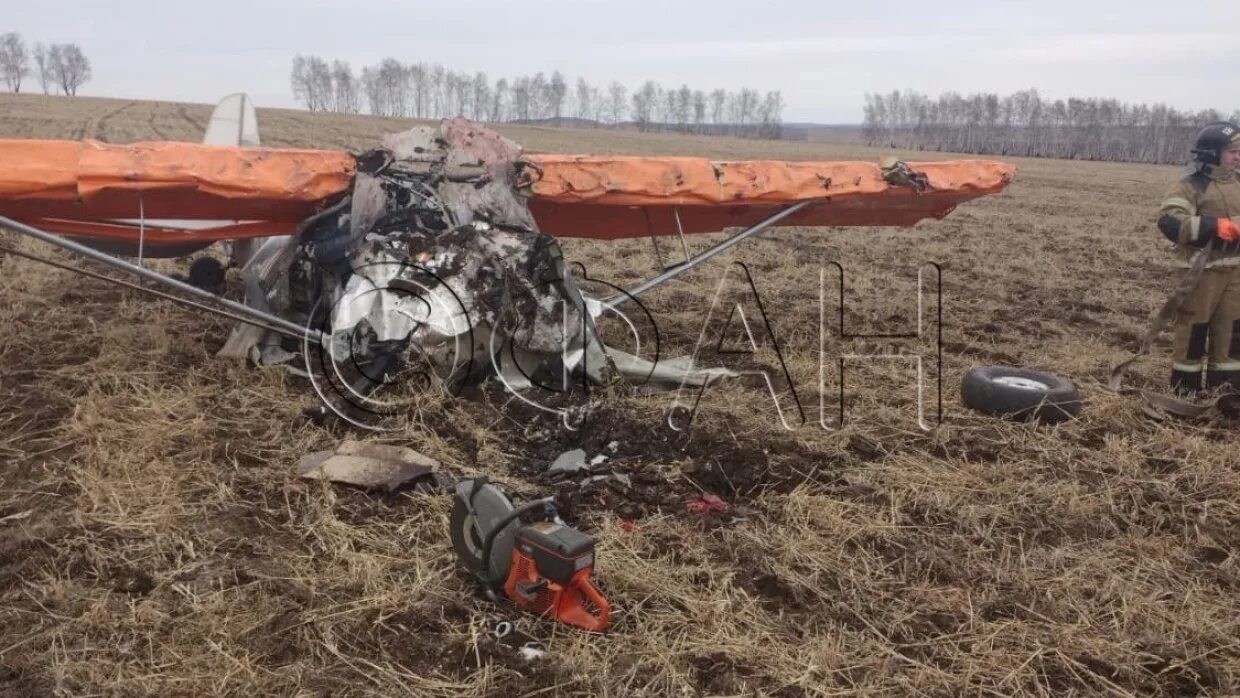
449;480;520;585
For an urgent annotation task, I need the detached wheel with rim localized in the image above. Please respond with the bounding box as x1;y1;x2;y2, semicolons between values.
187;256;225;292
961;365;1081;423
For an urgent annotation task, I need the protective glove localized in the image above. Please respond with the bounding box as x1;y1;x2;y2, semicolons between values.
1218;217;1240;243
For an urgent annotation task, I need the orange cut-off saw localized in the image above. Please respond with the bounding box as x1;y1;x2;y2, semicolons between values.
450;478;611;633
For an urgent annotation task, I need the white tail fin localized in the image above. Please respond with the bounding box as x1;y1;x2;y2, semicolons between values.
203;93;260;147
204;94;267;269
80;94;268;259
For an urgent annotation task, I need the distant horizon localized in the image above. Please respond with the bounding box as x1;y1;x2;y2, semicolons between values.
8;1;1240;123
12;87;1240;134
0;91;868;129
13;91;1240;143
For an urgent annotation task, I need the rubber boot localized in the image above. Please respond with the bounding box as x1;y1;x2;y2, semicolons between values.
1171;368;1204;397
1205;368;1240;394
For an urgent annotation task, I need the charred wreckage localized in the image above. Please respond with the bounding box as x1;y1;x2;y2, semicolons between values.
222;122;740;426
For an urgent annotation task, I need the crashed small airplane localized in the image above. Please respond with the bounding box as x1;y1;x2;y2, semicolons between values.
0;94;1015;427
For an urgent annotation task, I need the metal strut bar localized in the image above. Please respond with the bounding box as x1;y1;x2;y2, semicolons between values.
642;207;667;270
672;207;691;265
0;244;304;343
0;214;325;346
601;199;815;310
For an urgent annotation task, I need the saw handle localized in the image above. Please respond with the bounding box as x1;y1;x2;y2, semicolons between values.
553;569;611;634
575;573;612;632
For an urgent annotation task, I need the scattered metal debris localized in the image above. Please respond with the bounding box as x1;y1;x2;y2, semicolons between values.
546;448;630;490
297;440;442;492
548;449;589;475
605;348;739;390
492;621;547;661
517;644;548;661
1138;388;1240;422
336;440;439;467
880;156;930;193
580;472;632;491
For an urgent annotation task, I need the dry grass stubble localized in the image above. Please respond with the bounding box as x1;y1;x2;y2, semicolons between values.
0;94;1237;696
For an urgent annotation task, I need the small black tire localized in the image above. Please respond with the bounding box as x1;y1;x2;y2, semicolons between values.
961;365;1080;423
187;256;225;292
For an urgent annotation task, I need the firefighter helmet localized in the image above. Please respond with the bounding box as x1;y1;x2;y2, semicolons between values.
1191;121;1240;165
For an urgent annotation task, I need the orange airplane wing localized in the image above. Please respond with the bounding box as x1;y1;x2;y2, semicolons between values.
525;155;1015;239
0;139;1014;244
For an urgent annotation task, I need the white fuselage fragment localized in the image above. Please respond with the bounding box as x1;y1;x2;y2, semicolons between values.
329;245;477;361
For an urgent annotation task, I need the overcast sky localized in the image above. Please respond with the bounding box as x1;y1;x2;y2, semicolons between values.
13;0;1240;123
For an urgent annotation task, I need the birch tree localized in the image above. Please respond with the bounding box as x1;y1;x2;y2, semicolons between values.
0;33;28;92
331;60;360;113
32;42;50;94
52;43;90;96
607;82;627;125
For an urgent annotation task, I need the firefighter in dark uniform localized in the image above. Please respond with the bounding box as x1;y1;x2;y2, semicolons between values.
1157;122;1240;394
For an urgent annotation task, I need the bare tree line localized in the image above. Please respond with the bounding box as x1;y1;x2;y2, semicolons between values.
290;55;785;139
0;32;91;96
863;89;1240;164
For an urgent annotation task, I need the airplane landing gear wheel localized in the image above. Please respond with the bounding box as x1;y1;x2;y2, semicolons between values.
961;365;1080;423
187;256;225;293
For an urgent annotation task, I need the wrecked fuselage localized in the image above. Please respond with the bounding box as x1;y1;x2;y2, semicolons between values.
220;119;634;421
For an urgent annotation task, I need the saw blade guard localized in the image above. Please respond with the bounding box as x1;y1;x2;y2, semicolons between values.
450;480;520;585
